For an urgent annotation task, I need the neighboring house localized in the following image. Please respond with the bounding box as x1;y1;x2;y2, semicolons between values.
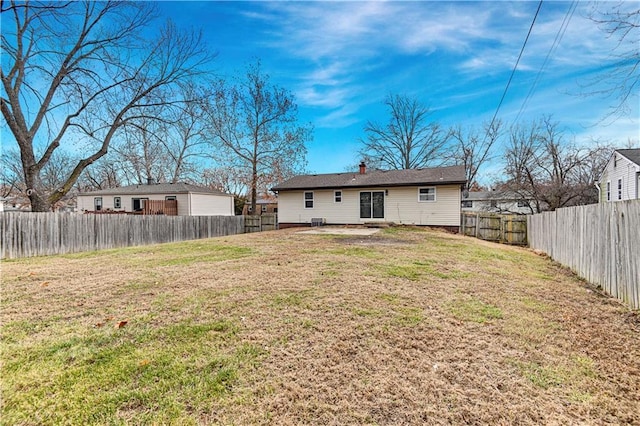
242;197;278;215
0;196;31;212
461;191;535;214
271;163;466;230
77;182;235;216
597;149;640;202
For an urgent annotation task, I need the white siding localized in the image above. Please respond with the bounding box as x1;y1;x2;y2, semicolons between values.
278;185;461;226
189;193;235;216
77;192;234;216
599;152;640;202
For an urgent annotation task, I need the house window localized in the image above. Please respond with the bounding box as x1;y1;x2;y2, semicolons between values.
113;197;121;209
618;178;623;200
517;200;529;208
132;198;148;211
490;200;498;208
360;191;384;219
607;181;611;201
304;192;314;209
334;190;342;203
94;197;103;211
165;196;176;201
461;200;473;208
418;187;436;202
274;207;278;213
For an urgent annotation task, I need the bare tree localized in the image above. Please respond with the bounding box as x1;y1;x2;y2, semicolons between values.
502;117;612;212
449;120;502;191
585;2;640;121
206;61;311;213
0;1;214;211
160;83;210;184
360;94;450;170
76;157;123;191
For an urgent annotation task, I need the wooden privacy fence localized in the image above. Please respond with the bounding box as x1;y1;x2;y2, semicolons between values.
461;213;527;245
1;213;244;259
528;201;639;310
244;214;278;233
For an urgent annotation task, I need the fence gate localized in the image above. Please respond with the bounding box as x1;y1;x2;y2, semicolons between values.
461;213;527;245
244;214;278;233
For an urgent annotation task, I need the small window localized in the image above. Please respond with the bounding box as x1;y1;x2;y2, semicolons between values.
274;207;278;213
490;200;498;208
418;187;436;202
334;190;342;203
461;200;472;208
607;181;611;201
165;196;177;201
132;198;148;211
94;197;103;211
517;200;529;208
618;178;623;200
113;197;121;209
304;191;314;208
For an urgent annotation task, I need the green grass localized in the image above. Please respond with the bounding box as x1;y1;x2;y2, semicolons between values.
447;297;503;323
3;227;635;424
0;317;261;425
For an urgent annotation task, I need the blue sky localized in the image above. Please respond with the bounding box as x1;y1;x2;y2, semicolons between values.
157;0;638;180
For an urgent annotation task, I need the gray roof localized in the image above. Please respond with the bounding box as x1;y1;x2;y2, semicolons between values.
272;165;466;191
617;149;640;165
78;182;231;197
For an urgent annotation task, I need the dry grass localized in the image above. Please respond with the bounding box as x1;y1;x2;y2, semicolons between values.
1;227;639;425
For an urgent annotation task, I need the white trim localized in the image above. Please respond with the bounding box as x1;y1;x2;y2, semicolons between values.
304;191;314;209
617;178;623;200
418;187;436;202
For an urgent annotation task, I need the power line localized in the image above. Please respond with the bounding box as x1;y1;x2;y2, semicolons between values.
514;0;578;123
484;0;543;138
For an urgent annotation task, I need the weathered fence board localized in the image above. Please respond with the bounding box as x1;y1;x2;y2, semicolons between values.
461;213;527;245
528;201;639;310
244;214;277;233
1;213;244;259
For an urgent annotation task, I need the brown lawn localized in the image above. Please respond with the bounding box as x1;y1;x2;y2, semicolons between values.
1;226;639;425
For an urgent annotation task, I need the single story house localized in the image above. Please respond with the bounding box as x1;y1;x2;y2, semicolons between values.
271;163;466;231
597;148;640;202
77;182;235;216
461;191;535;214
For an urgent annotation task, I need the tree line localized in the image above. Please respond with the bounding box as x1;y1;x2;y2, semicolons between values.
1;1;637;213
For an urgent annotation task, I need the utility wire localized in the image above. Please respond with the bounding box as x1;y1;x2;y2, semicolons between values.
514;0;578;123
483;0;543;140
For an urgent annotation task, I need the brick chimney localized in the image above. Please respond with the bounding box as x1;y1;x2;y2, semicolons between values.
359;161;366;174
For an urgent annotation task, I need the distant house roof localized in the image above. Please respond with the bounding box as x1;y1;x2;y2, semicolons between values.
78;182;231;197
616;148;640;165
245;197;277;205
272;165;466;191
465;191;533;201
